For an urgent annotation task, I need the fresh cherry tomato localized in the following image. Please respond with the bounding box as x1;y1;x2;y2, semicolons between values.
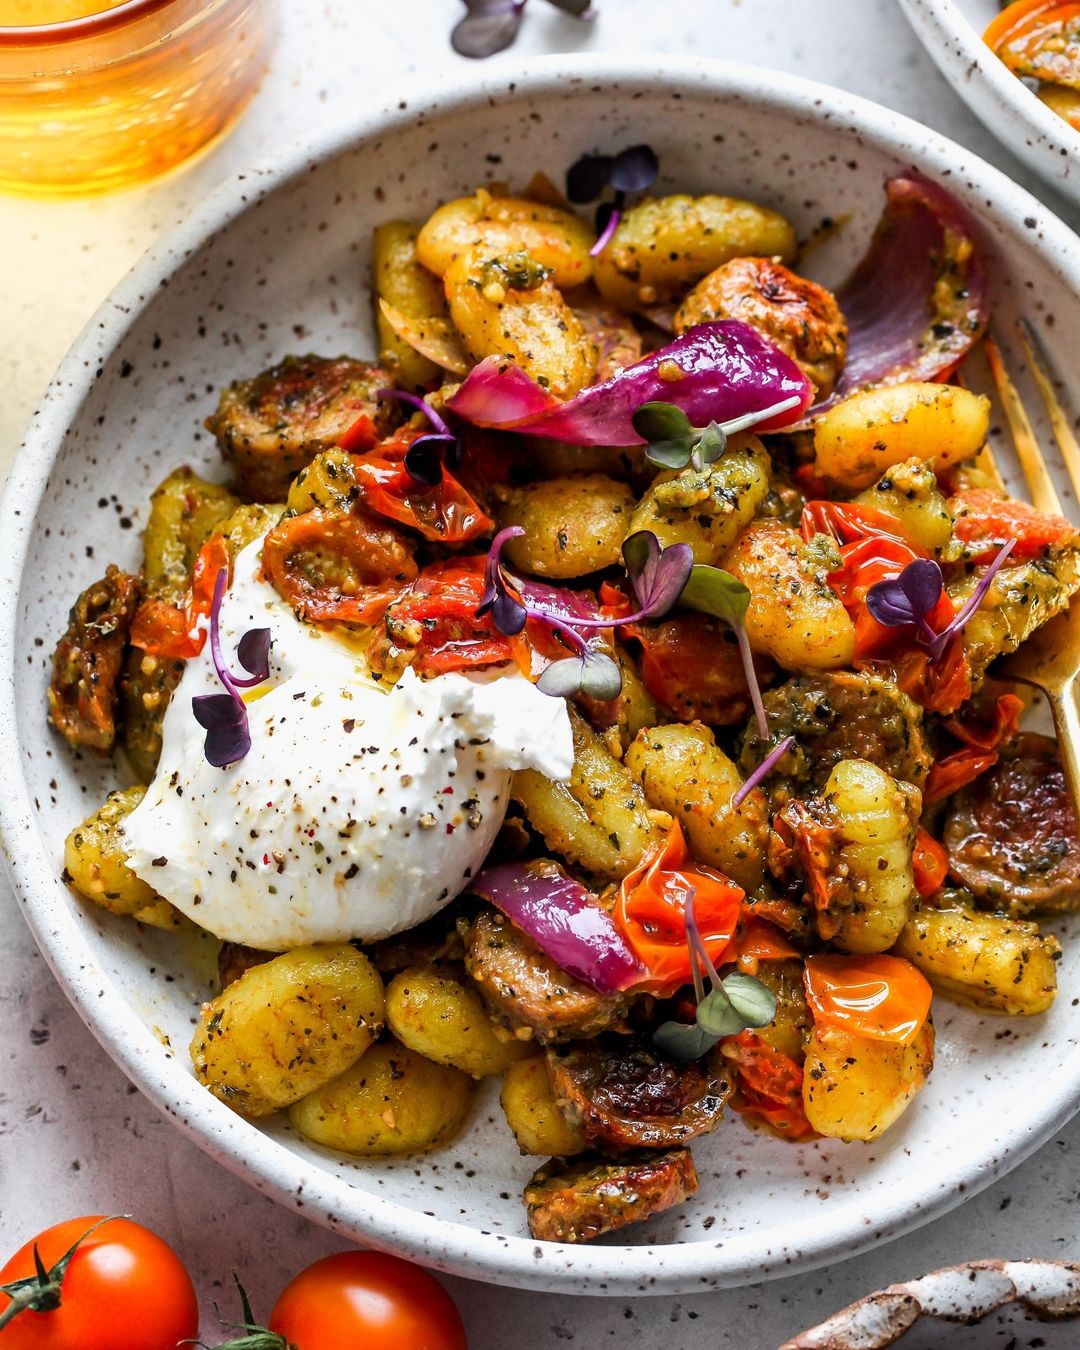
352;429;493;545
912;826;949;897
722;1030;816;1140
267;1251;467;1350
378;557;530;675
130;532;229;659
950;488;1077;562
613;820;744;995
804;953;932;1046
260;506;418;626
0;1216;197;1350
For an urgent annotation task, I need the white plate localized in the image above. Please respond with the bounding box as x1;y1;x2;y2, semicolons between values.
2;54;1080;1296
899;0;1080;206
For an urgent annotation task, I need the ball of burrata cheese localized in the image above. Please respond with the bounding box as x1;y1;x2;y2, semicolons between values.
122;538;573;949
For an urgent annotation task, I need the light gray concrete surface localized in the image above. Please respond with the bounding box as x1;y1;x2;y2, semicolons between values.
2;3;1078;1345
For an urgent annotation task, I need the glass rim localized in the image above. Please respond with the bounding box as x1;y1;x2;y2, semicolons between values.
0;0;190;46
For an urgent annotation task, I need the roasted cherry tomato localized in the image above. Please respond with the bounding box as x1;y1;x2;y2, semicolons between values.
923;692;1024;804
261;506;418;627
352;428;493;544
380;556;530;675
267;1251;467;1350
721;1030;816;1140
985;0;1080;88
130;532;229;659
912;826;949;898
613;820;744;995
799;499;914;547
951;488;1077;562
804;953;932;1046
729;916;801;968
0;1216;198;1350
891;634;973;715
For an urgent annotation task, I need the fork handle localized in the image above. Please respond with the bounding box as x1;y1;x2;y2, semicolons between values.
1046;680;1080;826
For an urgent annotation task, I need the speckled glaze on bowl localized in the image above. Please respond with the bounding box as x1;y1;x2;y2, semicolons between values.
783;1258;1080;1348
2;55;1080;1297
899;0;1080;206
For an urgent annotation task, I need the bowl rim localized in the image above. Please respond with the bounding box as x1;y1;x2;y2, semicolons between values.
897;0;1079;206
3;51;1080;1296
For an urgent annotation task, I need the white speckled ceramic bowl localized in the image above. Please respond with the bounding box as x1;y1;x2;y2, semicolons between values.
899;0;1080;206
2;55;1080;1296
784;1258;1080;1348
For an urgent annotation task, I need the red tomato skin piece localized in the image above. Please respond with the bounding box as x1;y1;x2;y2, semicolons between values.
268;1251;467;1350
0;1217;198;1350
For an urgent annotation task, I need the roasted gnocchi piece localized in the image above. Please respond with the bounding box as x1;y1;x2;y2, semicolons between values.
190;946;385;1117
722;520;856;671
625;721;770;893
513;707;667;882
802;1019;934;1142
289;1038;473;1156
592;193;796;310
774;759;919;953
385;965;531;1077
629;436;772;565
63;786;180;930
814;382;990;490
895;907;1060;1016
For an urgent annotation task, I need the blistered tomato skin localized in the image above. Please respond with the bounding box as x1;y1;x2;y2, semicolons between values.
0;1217;198;1350
268;1251;467;1350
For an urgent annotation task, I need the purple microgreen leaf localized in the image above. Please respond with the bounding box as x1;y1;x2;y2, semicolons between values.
608;143;659;194
566;153;614;204
536;649;621;700
191;694;251;769
233;628;272;687
733;735;796;808
865;558;943;630
589;204;621;258
477;525;529;635
622;530;693;621
451;0;525;57
926;538;1016;663
492;590;528;637
194;565;269;768
404;433;455;487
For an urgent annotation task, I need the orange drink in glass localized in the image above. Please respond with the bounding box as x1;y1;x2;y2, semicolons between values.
0;0;277;195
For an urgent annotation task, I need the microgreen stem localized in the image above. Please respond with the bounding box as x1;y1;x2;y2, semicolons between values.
928;537;1015;662
706;393;801;437
377;387;453;438
590;205;621;257
735;623;769;740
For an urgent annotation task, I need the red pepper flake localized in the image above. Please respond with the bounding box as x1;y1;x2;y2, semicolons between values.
446;823;455;834
442;786;455;794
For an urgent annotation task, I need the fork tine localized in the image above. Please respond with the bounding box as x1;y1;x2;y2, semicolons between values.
985;333;1064;516
1016;317;1080;514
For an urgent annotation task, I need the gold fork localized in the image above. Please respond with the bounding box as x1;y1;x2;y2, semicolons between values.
983;322;1080;817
